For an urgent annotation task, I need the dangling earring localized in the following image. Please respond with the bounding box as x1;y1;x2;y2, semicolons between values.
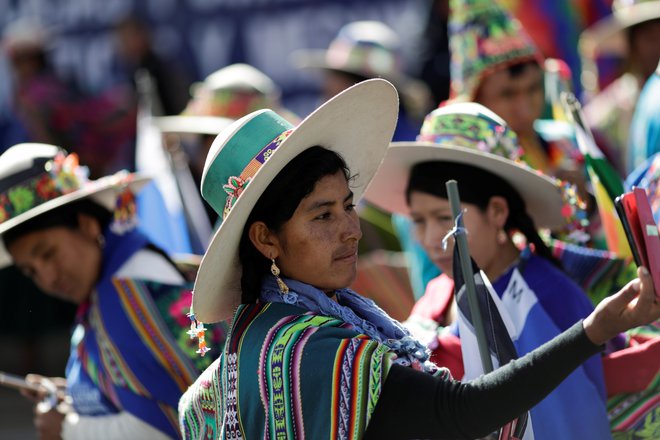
270;258;289;294
96;234;106;249
497;229;508;245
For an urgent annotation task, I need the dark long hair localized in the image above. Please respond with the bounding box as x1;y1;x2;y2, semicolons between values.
2;199;113;250
238;146;351;303
405;161;561;267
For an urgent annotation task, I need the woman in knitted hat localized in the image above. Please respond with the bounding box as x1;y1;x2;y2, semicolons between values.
179;79;659;439
0;144;223;439
446;0;586;181
366;102;613;440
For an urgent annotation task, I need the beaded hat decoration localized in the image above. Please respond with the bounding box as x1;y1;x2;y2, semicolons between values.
366;102;587;235
0;150;88;225
448;0;544;100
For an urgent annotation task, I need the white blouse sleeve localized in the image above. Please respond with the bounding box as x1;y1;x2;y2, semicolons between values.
61;411;171;440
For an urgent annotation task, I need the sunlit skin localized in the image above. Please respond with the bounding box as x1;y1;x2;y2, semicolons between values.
475;63;545;142
408;191;520;282
8;213;103;304
250;171;362;294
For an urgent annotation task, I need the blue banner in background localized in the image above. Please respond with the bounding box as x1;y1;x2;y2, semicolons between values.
0;0;426;119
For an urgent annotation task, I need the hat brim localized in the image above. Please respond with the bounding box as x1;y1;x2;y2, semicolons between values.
0;173;151;267
193;79;399;323
153;116;235;135
580;2;660;57
291;49;416;91
364;143;566;230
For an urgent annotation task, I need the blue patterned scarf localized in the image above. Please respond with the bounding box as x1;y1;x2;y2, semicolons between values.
260;275;438;372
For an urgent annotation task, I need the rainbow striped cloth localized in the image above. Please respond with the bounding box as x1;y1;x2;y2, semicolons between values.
179;301;400;439
608;322;660;438
71;228;224;438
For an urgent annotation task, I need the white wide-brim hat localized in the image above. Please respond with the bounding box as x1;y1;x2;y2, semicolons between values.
193;79;399;323
580;1;660;58
290;21;431;116
364;103;568;231
0;144;150;267
291;21;406;83
152;115;235;135
366;143;566;230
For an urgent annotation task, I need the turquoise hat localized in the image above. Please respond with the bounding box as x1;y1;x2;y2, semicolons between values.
193;79;399;323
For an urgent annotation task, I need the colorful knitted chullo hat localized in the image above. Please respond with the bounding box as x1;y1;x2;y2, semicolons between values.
448;0;544;100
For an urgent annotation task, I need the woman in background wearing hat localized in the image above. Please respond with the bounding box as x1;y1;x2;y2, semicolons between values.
581;0;660;174
179;79;659;439
291;20;431;143
367;103;612;440
154;63;298;227
0;144;221;440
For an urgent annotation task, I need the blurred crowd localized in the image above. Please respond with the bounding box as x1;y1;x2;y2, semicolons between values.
0;0;659;439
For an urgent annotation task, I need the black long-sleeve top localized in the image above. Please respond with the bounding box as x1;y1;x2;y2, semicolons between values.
364;321;603;439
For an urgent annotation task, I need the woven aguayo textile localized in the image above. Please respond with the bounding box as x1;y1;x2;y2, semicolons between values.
179;301;398;439
68;228;222;438
608;322;660;440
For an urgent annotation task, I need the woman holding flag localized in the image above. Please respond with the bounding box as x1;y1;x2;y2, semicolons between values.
179;79;659;439
366;102;613;439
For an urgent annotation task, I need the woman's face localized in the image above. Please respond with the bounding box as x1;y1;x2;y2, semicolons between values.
268;171;362;292
408;191;501;279
8;215;103;304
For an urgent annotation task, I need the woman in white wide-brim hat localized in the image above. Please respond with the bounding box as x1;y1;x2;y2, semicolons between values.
178;79;659;439
0;144;221;440
366;102;614;440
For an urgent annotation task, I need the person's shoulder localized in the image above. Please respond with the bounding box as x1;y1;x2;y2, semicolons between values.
584;74;641;121
409;274;454;322
114;248;185;285
525;254;584;292
524;254;595;314
233;302;373;351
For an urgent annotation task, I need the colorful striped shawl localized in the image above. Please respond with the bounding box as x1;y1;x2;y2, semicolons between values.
70;228;205;438
179;302;397;439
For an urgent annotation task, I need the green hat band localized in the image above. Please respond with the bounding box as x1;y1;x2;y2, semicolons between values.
201;111;294;220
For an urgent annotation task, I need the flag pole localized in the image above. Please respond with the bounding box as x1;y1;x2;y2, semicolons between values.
446;179;494;372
